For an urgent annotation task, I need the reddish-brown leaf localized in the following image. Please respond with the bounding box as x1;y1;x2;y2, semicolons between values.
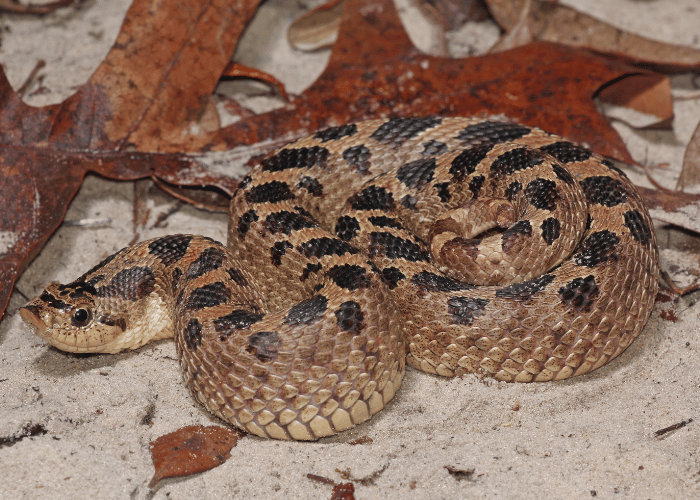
331;482;356;500
486;0;700;72
222;62;290;102
148;425;243;488
595;74;673;129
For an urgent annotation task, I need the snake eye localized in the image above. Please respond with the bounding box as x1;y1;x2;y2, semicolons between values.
71;308;92;327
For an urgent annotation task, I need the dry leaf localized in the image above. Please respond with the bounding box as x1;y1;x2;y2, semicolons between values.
637;187;700;234
486;0;700;71
288;0;345;51
148;425;243;488
331;482;356;500
596;74;673;129
676;119;700;191
222;62;290;101
0;0;83;14
419;0;491;30
488;0;533;53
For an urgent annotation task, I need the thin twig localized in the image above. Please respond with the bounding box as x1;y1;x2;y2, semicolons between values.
661;270;700;296
641;162;672;191
152;202;184;228
16;60;45;97
655;418;693;437
307;473;336;485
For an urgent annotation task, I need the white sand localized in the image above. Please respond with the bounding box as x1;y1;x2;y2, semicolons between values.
1;0;699;498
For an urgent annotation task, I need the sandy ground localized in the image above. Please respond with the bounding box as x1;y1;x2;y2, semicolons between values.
1;0;699;498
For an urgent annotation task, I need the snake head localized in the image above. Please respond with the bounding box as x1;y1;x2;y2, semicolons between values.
20;281;124;353
20;275;170;354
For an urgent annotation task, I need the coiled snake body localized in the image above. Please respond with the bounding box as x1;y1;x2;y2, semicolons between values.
21;117;659;440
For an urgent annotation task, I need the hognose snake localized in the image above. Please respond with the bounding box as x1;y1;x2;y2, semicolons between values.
21;117;659;440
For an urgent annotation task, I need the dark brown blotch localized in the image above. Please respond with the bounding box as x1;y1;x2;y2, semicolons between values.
264;210;316;235
184;318;202;350
501;220;532;254
623;209;653;245
245;180;295;204
185;246;225;279
396;158;437;190
261;146;329;172
456;120;530;146
524;178;559;211
368;232;430;262
326;264;371;291
271;241;293;266
579;176;629;207
495;274;555;301
335;215;361;242
314;123;357;142
447;297;489;325
350;185;395;211
574;230;620;267
422;140;448;156
504;181;522;201
97;314;127;331
412;271;475;292
148;235;192;266
468;175;485;198
298;237;359;259
59;279;99;299
96;266;156;301
342;144;372;176
238;209;259;236
401;194;418;211
215;310;265;340
368;215;403;230
246;331;281;362
380;267;405;289
370;116;442;146
558;275;599;314
490;147;544;179
298;176;323;197
227;268;249;287
540;217;561;245
183;282;231;311
171;268;182;294
449;143;493;181
300;263;322;282
285;295;328;326
434;182;451;202
539;141;592;164
335;300;364;334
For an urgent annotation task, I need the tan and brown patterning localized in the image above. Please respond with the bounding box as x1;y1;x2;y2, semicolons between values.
21;117;659;440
